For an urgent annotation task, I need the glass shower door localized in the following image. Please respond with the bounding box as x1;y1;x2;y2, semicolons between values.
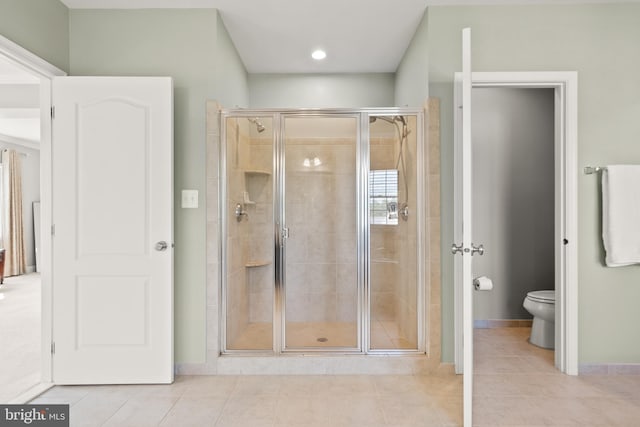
223;115;274;351
368;114;420;351
281;115;359;350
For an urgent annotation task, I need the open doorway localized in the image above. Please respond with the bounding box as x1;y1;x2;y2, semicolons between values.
0;55;42;402
0;33;63;402
454;71;579;378
471;86;557;370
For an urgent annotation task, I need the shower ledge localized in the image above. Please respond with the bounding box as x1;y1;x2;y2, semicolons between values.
244;169;271;176
371;258;399;264
245;259;272;268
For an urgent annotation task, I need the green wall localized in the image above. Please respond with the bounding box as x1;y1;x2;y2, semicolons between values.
248;73;395;108
215;13;249;108
428;4;640;364
69;8;248;363
0;0;69;72
395;9;429;107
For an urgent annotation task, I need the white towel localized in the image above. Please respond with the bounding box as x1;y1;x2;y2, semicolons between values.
602;165;640;267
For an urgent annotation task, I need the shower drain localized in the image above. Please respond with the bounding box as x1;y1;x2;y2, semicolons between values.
316;337;328;343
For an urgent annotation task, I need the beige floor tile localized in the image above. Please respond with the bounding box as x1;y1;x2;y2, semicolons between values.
327;396;386;426
232;375;284;396
29;385;92;406
159;396;227;427
274;395;331;425
418;374;463;397
373;375;431;396
278;375;333;397
473;327;640;427
102;396;179;427
378;397;447;426
69;394;130;427
473;395;532;426
214;416;275;427
323;375;378;397
431;395;462;426
581;375;640;398
181;375;238;398
474;355;539;374
216;394;278;426
578;396;640;426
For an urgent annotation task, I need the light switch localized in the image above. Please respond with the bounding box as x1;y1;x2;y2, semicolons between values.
181;189;199;209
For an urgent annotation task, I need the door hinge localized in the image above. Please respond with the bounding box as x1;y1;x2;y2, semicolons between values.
51;341;55;355
51;106;55;119
51;225;55;236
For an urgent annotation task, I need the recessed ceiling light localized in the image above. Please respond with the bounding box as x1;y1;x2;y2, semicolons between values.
311;49;327;60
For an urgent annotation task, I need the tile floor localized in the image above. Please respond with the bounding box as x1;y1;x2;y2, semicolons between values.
31;375;462;426
473;327;640;426
0;273;41;402
20;323;640;426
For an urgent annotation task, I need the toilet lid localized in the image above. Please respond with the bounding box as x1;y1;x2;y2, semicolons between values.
527;290;555;303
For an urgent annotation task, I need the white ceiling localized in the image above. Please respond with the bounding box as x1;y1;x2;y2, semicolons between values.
58;0;639;74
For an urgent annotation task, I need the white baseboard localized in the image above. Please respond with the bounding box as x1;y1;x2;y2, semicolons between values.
8;382;54;404
26;265;36;274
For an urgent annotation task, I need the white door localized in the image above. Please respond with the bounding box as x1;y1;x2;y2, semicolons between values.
453;28;475;427
52;77;173;384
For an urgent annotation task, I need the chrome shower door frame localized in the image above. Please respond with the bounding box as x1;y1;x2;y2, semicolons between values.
219;108;426;355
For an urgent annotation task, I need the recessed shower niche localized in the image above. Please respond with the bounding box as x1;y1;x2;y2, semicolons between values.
220;109;427;354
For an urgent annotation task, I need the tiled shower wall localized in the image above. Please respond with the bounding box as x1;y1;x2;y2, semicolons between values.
284;137;357;324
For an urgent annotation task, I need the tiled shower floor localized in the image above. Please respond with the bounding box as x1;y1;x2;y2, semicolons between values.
228;321;415;350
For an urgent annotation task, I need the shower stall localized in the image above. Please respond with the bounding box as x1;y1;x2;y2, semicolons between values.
220;109;425;354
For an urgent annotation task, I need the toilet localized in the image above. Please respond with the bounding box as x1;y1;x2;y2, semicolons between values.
523;290;555;349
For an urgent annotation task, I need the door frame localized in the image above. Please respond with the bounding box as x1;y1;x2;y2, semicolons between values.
453;71;579;375
0;35;66;392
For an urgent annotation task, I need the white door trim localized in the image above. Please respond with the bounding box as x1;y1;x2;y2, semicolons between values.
453;71;579;376
0;35;66;389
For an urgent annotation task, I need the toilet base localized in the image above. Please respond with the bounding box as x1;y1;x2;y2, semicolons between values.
529;317;555;349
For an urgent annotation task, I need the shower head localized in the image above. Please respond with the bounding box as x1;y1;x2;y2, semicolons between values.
248;117;266;133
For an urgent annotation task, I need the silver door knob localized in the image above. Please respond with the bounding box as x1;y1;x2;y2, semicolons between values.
471;243;484;256
155;241;168;251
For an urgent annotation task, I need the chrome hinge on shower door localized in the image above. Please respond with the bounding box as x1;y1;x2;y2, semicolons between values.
281;227;289;240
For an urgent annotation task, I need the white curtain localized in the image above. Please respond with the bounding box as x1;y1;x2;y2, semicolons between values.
1;149;26;276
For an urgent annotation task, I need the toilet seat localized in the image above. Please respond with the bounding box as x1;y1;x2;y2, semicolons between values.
527;290;555;304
